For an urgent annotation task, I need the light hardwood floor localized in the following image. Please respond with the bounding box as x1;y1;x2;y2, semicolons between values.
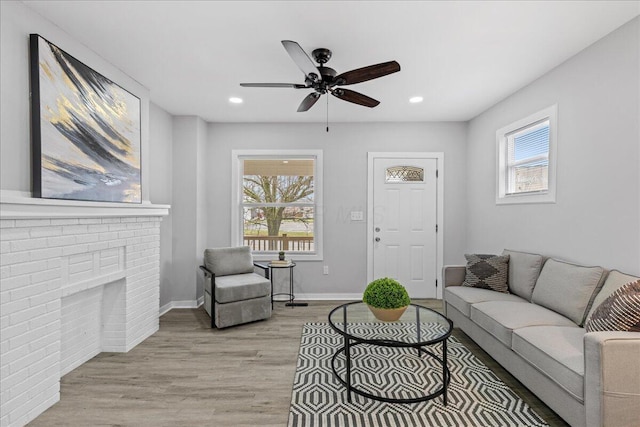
29;300;568;426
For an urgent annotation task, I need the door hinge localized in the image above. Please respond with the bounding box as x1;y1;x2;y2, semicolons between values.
436;169;438;178
435;224;438;232
435;279;438;289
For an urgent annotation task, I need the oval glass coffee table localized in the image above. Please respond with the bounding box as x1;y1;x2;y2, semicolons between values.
328;301;453;404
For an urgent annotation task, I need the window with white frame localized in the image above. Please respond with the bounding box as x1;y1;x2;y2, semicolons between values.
496;105;557;204
231;150;323;260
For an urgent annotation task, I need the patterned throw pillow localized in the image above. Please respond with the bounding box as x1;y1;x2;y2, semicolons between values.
461;254;510;293
586;280;640;332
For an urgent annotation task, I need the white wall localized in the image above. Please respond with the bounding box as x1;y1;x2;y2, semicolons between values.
466;17;640;275
149;102;174;308
0;0;151;201
206;122;468;298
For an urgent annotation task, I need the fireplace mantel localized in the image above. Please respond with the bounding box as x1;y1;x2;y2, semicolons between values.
0;190;170;219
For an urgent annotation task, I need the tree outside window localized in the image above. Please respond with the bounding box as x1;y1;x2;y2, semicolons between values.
241;158;316;253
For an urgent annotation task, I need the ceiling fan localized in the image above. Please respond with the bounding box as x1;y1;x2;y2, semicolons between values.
240;40;401;112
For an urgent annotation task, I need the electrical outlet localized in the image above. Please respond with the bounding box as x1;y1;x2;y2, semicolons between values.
350;211;364;221
323;265;329;275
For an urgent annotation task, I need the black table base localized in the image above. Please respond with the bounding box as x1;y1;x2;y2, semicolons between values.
330;340;451;404
256;262;307;309
327;302;453;405
286;301;308;307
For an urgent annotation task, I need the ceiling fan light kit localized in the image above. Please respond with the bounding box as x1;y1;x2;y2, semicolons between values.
240;40;400;113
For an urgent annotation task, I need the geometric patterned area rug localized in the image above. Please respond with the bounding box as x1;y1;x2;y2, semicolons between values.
288;323;548;427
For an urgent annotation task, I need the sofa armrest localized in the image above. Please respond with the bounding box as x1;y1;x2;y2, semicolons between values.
584;331;640;427
443;265;466;287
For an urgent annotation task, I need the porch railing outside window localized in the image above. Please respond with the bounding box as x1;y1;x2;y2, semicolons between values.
243;234;314;252
241;158;316;254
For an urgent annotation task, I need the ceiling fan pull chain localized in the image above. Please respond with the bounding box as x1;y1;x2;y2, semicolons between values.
326;95;329;132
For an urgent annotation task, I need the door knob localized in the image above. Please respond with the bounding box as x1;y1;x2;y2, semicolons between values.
375;237;380;242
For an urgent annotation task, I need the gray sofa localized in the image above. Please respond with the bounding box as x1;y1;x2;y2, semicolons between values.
443;249;640;427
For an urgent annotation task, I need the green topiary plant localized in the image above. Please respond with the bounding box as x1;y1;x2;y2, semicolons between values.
363;277;410;309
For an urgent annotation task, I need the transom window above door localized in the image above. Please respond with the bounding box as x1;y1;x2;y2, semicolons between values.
385;166;425;183
232;150;323;260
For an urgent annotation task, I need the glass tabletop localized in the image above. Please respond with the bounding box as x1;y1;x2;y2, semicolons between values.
328;301;453;347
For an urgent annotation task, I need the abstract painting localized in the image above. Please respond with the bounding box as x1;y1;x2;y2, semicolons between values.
30;34;141;203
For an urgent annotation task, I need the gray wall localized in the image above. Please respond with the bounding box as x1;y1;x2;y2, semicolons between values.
466;18;640;275
171;117;200;303
195;118;208;301
149;102;174;308
205;122;468;297
3;0;637;306
0;0;151;201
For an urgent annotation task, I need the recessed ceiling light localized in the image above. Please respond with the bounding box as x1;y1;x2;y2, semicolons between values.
409;96;423;104
229;97;243;104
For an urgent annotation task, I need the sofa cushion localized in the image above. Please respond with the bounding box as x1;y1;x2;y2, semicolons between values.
212;273;270;304
470;301;577;347
532;259;605;326
585;270;640;323
445;286;528;317
204;246;255;276
461;254;510;293
586;280;640;332
502;249;545;301
512;326;585;401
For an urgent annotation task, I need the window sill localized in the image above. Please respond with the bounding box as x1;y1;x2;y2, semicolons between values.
496;192;556;205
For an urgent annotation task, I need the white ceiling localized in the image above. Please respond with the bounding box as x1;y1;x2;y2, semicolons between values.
24;1;639;123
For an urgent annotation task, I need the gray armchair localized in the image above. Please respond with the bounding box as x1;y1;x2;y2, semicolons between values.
199;246;271;328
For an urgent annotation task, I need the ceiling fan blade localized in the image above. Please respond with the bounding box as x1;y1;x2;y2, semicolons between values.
281;40;322;82
297;92;321;112
240;83;308;88
331;88;380;108
335;61;400;86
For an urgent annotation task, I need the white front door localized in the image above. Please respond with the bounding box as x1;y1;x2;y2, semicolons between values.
368;154;440;298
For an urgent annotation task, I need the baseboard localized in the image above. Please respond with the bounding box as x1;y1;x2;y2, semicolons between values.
159;299;202;316
159;302;173;316
293;293;363;301
160;294;438;314
291;294;444;301
160;295;356;315
170;300;201;309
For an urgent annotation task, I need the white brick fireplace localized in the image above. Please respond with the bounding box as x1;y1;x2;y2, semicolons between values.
0;193;169;426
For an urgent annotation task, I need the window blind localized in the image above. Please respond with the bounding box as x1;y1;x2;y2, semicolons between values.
512;121;549;165
507;120;550;194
